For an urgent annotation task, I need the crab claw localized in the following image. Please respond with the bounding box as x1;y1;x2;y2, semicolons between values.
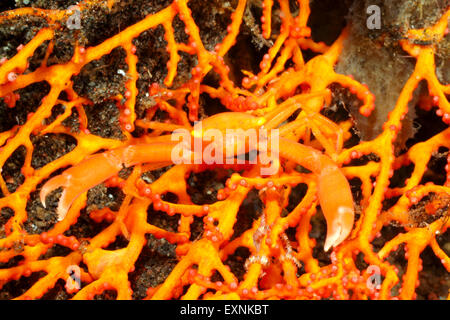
39;144;177;221
40;151;124;221
278;138;355;251
317;166;355;251
40;173;74;221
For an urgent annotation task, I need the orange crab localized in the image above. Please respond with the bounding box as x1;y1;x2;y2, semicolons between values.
40;95;355;252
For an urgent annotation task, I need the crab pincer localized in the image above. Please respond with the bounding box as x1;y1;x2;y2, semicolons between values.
40;143;177;221
278;138;355;251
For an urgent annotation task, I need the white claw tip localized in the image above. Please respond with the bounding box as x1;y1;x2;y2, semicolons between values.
324;225;341;252
40;192;47;208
